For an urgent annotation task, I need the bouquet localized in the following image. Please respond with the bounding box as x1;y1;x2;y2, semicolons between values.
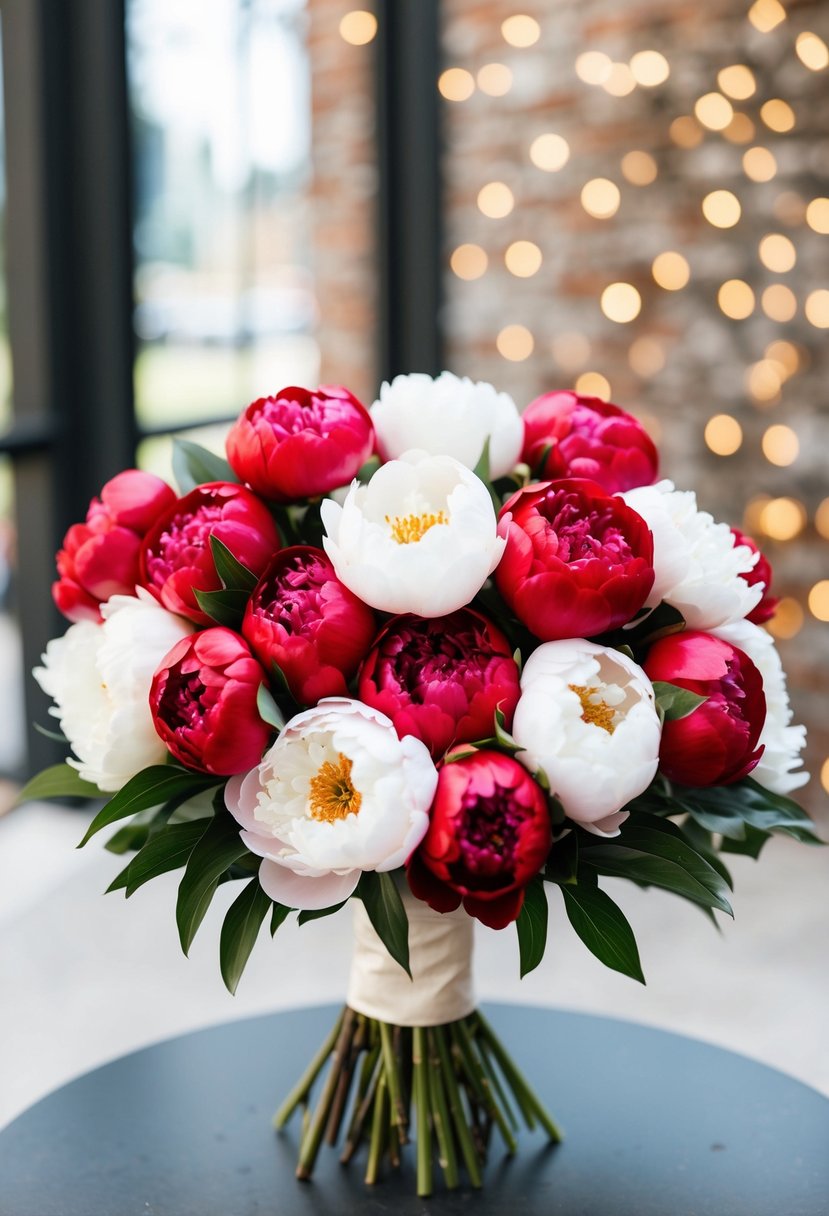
21;373;819;1196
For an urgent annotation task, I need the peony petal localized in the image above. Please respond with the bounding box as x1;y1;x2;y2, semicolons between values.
257;860;359;909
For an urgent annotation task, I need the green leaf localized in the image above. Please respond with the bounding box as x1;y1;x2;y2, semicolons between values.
172;438;238;494
671;780;823;845
545;829;579;886
472;437;491;485
560;883;645;983
357;872;410;977
298;900;348;925
32;722;68;743
516;879;548;977
176;813;249;955
270;902;291;936
652;682;707;722
257;683;285;731
193;587;249;628
674;818;734;888
219;876;272;994
107;819;210;895
16;764;102;806
105;806;166;855
356;455;380;484
208;534;258;592
579;816;733;915
79;767;220;847
720;823;772;859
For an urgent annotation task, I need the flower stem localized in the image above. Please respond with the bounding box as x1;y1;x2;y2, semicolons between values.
273;1006;345;1129
412;1026;433;1198
364;1073;389;1185
295;1009;356;1179
380;1020;409;1144
475;1010;563;1142
426;1028;459;1189
433;1024;483;1188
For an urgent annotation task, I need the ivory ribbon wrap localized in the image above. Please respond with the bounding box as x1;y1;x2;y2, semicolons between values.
347;884;476;1026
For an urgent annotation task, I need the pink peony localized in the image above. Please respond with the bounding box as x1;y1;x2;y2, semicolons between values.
731;528;780;625
150;627;272;776
53;470;176;623
242;545;376;706
496;478;654;641
521;391;658;493
644;630;766;786
226;384;374;502
408;749;552;930
141;481;280;626
358;609;520;759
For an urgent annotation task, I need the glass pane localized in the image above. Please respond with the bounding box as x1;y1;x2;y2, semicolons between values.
439;1;828;813
127;0;320;433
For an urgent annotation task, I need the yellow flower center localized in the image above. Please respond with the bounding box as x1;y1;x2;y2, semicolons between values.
385;510;449;544
308;752;362;823
569;684;617;734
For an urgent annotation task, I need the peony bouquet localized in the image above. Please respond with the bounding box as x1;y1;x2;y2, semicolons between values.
22;373;819;1196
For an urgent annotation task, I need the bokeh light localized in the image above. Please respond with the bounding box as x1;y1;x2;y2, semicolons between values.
602;63;637;96
339;10;378;45
705;414;743;455
450;244;488;280
761;284;797;322
551;332;591;372
761;99;796;132
574;371;611;399
652;251;690;290
718;64;756;100
621;150;658;185
767;598;804;640
796;32;829;71
505;240;543;278
702;190;741;228
815;498;829;539
629;50;670;87
575;51;612;85
808;581;829;622
529;133;570;171
762;424;799;466
581;178;621;219
722;112;756;144
477;63;513;96
477;181;514;218
628;336;665;377
806;198;829;233
718;279;755;320
695;92;734;131
759;233;797;273
805;289;829;328
601;282;642;323
748;0;787;33
439;68;475;101
821;758;829;795
760;497;806;541
765;340;801;377
496;324;534;360
502;15;541;48
746;360;783;403
743;147;777;182
670;116;704;147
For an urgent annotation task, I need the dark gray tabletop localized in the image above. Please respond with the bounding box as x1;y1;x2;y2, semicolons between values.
1;1004;827;1216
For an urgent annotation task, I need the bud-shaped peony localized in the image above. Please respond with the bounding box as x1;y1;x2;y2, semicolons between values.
225;698;438;910
150;628;272;776
33;590;193;790
370;372;523;479
522;391;659;493
321;451;505;617
358;609;520;760
496;478;654;641
141;481;280;625
226;385;374;502
731;528;780;625
242;546;376;706
643;630;766;787
53;470;176;623
512;639;662;836
407;750;552;929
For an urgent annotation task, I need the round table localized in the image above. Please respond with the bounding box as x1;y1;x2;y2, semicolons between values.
2;1004;827;1215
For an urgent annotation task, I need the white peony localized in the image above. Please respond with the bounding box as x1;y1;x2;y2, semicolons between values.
622;479;761;630
370;372;523;479
225;698;438;910
321;450;505;617
512;639;662;836
713;619;808;795
33;590;193;791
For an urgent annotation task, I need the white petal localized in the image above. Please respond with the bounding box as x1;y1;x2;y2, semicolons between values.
257;860;360;909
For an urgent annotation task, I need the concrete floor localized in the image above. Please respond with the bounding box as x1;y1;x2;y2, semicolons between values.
1;800;827;1130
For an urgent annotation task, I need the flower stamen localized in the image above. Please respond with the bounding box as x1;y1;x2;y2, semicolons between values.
569;684;617;734
385;510;449;545
308;752;362;822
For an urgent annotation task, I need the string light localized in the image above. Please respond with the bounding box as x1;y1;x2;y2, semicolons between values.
529;133;570;171
551;332;590;371
477;64;513;96
761;99;796;132
621;150;658;185
670;116;704;148
438;68;475;101
581;178;621;219
652;251;690;290
339;10;377;45
601;283;642;323
602;63;637;96
718;280;755;320
574;371;611;399
808;581;829;622
575;51;613;85
722;113;756;143
450;244;488;280
806;198;829;233
743;147;777;182
761;284;797;322
762;424;799;466
501;15;541;48
497;324;534;360
629;50;670;86
505;240;543;278
767;598;804;639
748;0;787;34
477;182;514;218
718;64;756;100
759;233;796;273
695;92;734;131
796;32;829;71
628;336;665;377
705;414;743;455
805;290;829;328
759;497;806;541
702;190;741;228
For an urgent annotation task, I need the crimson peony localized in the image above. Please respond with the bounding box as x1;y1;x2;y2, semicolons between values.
731;528;780;625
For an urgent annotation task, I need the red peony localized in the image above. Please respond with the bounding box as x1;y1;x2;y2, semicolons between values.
495;478;654;641
141;481;280;626
53;470;176;623
521;391;658;494
226;384;374;502
408;749;552;929
644;630;766;786
150;627;272;776
731;528;780;625
242;545;376;706
358;609;520;760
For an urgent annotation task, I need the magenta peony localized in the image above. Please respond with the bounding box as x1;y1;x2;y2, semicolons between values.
150;627;271;776
242;546;376;706
226;384;374;502
731;528;780;625
358;609;520;760
521;391;658;493
496;478;654;641
643;630;766;786
141;481;280;625
408;749;552;929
